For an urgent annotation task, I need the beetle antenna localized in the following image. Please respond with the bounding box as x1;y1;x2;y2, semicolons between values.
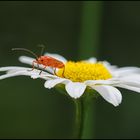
12;48;38;59
38;44;45;56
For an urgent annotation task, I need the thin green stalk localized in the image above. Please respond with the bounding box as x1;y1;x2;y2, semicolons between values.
74;99;82;139
74;95;96;139
80;95;95;139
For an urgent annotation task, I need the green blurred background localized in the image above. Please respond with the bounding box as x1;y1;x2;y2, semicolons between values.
0;1;140;139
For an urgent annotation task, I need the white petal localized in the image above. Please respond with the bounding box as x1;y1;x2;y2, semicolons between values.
0;73;20;80
65;82;87;99
85;57;97;63
31;74;40;79
91;85;122;107
120;74;140;81
44;52;67;63
0;66;29;71
122;81;140;88
0;66;56;80
84;78;119;86
102;61;118;72
19;56;54;74
44;78;69;89
113;67;140;77
0;70;32;80
119;75;140;87
116;67;140;72
116;84;140;93
19;56;34;65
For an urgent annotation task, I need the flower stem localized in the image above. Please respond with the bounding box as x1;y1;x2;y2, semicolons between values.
74;94;95;139
74;99;82;139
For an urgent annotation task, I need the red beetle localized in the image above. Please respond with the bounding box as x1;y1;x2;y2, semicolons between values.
12;46;65;76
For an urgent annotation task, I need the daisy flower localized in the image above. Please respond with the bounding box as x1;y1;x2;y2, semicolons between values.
0;52;140;107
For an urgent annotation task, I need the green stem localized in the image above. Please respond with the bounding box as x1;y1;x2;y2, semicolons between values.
74;99;82;139
74;95;95;139
80;95;95;139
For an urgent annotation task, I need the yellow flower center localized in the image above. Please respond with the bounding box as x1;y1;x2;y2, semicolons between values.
57;61;112;82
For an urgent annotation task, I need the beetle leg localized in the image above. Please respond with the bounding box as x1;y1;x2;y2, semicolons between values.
62;66;65;78
37;63;40;70
39;66;47;75
54;67;65;77
54;68;58;76
28;61;36;71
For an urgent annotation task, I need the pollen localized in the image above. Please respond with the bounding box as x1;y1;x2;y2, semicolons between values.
57;61;112;82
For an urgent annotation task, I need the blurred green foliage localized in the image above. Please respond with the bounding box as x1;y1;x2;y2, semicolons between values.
0;1;140;139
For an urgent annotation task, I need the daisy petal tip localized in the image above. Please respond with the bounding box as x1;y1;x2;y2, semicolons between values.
44;79;68;89
31;75;39;79
92;85;122;107
65;82;86;99
44;82;53;89
113;100;121;107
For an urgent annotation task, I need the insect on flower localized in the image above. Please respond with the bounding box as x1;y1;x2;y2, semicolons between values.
12;46;65;76
2;49;140;106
